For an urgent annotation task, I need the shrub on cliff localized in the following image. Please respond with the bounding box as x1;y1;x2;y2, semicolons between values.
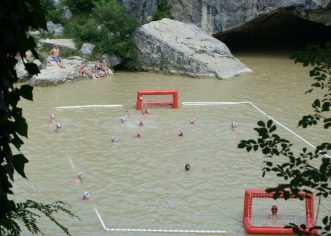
68;0;140;70
62;0;95;14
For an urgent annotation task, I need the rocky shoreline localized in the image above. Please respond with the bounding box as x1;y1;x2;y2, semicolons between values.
18;19;252;86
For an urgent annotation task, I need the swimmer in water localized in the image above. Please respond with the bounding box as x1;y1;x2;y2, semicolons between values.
120;117;127;123
231;121;238;131
82;191;90;200
111;136;117;143
50;112;56;122
74;172;84;184
185;164;190;171
138;120;144;126
55;121;61;133
178;130;184;137
135;132;141;138
271;205;278;216
189;119;196;124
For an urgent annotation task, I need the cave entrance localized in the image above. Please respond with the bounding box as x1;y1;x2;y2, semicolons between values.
214;9;331;52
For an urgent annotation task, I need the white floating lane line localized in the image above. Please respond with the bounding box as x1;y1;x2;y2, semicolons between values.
182;101;250;106
56;104;123;110
182;101;329;158
94;207;227;234
68;157;76;170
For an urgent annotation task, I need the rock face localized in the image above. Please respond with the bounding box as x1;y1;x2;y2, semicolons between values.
165;0;331;34
80;43;96;56
30;56;86;86
134;18;251;79
40;39;76;50
117;0;157;21
47;21;64;37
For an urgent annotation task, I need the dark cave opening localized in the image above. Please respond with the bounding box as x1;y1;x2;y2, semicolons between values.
214;9;331;52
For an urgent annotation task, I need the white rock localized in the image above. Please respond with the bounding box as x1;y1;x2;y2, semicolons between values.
134;18;252;79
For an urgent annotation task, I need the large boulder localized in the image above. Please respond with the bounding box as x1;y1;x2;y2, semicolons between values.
30;56;86;86
134;18;251;79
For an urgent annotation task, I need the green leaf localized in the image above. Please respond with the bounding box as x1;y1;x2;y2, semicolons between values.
12;154;29;179
15;116;28;137
322;101;330;112
24;62;40;75
20;85;33;101
269;125;276;133
237;141;246;149
257;120;265;127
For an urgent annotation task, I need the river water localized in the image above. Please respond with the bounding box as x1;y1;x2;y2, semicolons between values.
14;52;330;236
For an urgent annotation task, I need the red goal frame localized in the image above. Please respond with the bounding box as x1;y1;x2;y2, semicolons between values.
243;189;315;235
136;90;178;110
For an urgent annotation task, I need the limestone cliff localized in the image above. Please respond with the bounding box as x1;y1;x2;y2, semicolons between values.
119;0;331;34
167;0;331;34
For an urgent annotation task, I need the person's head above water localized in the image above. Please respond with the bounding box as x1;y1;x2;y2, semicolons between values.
77;172;84;180
185;164;190;171
111;136;117;143
271;205;278;215
82;191;90;200
178;130;184;137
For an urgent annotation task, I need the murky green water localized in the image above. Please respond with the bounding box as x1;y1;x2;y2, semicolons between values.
13;52;330;236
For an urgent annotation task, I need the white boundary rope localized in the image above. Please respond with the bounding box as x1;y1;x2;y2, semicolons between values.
182;101;330;158
94;207;227;234
56;104;123;109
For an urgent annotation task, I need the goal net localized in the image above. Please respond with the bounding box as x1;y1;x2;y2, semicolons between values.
243;189;315;235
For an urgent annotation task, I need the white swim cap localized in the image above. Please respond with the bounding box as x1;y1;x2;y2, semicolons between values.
78;172;84;178
111;136;117;142
82;191;90;200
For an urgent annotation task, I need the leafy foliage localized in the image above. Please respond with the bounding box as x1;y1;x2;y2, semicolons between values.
153;0;172;21
0;0;77;235
62;0;95;14
291;43;331;129
238;43;331;235
40;0;64;24
67;0;140;69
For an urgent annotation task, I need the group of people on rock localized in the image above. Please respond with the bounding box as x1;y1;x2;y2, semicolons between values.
79;58;113;80
48;44;113;79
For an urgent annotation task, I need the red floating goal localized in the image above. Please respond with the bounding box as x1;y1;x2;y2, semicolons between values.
136;90;178;110
243;189;316;235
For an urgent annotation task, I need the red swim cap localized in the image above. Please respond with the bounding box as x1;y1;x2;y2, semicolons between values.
271;205;278;214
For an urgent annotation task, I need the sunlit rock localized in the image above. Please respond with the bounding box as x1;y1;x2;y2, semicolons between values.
134;18;251;79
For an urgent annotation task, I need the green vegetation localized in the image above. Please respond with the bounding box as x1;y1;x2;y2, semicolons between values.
0;0;77;235
41;0;141;70
40;0;64;24
238;43;331;235
153;0;172;21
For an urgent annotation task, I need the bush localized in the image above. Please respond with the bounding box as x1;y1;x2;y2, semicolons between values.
153;0;172;21
69;0;141;69
62;0;95;14
40;0;64;24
